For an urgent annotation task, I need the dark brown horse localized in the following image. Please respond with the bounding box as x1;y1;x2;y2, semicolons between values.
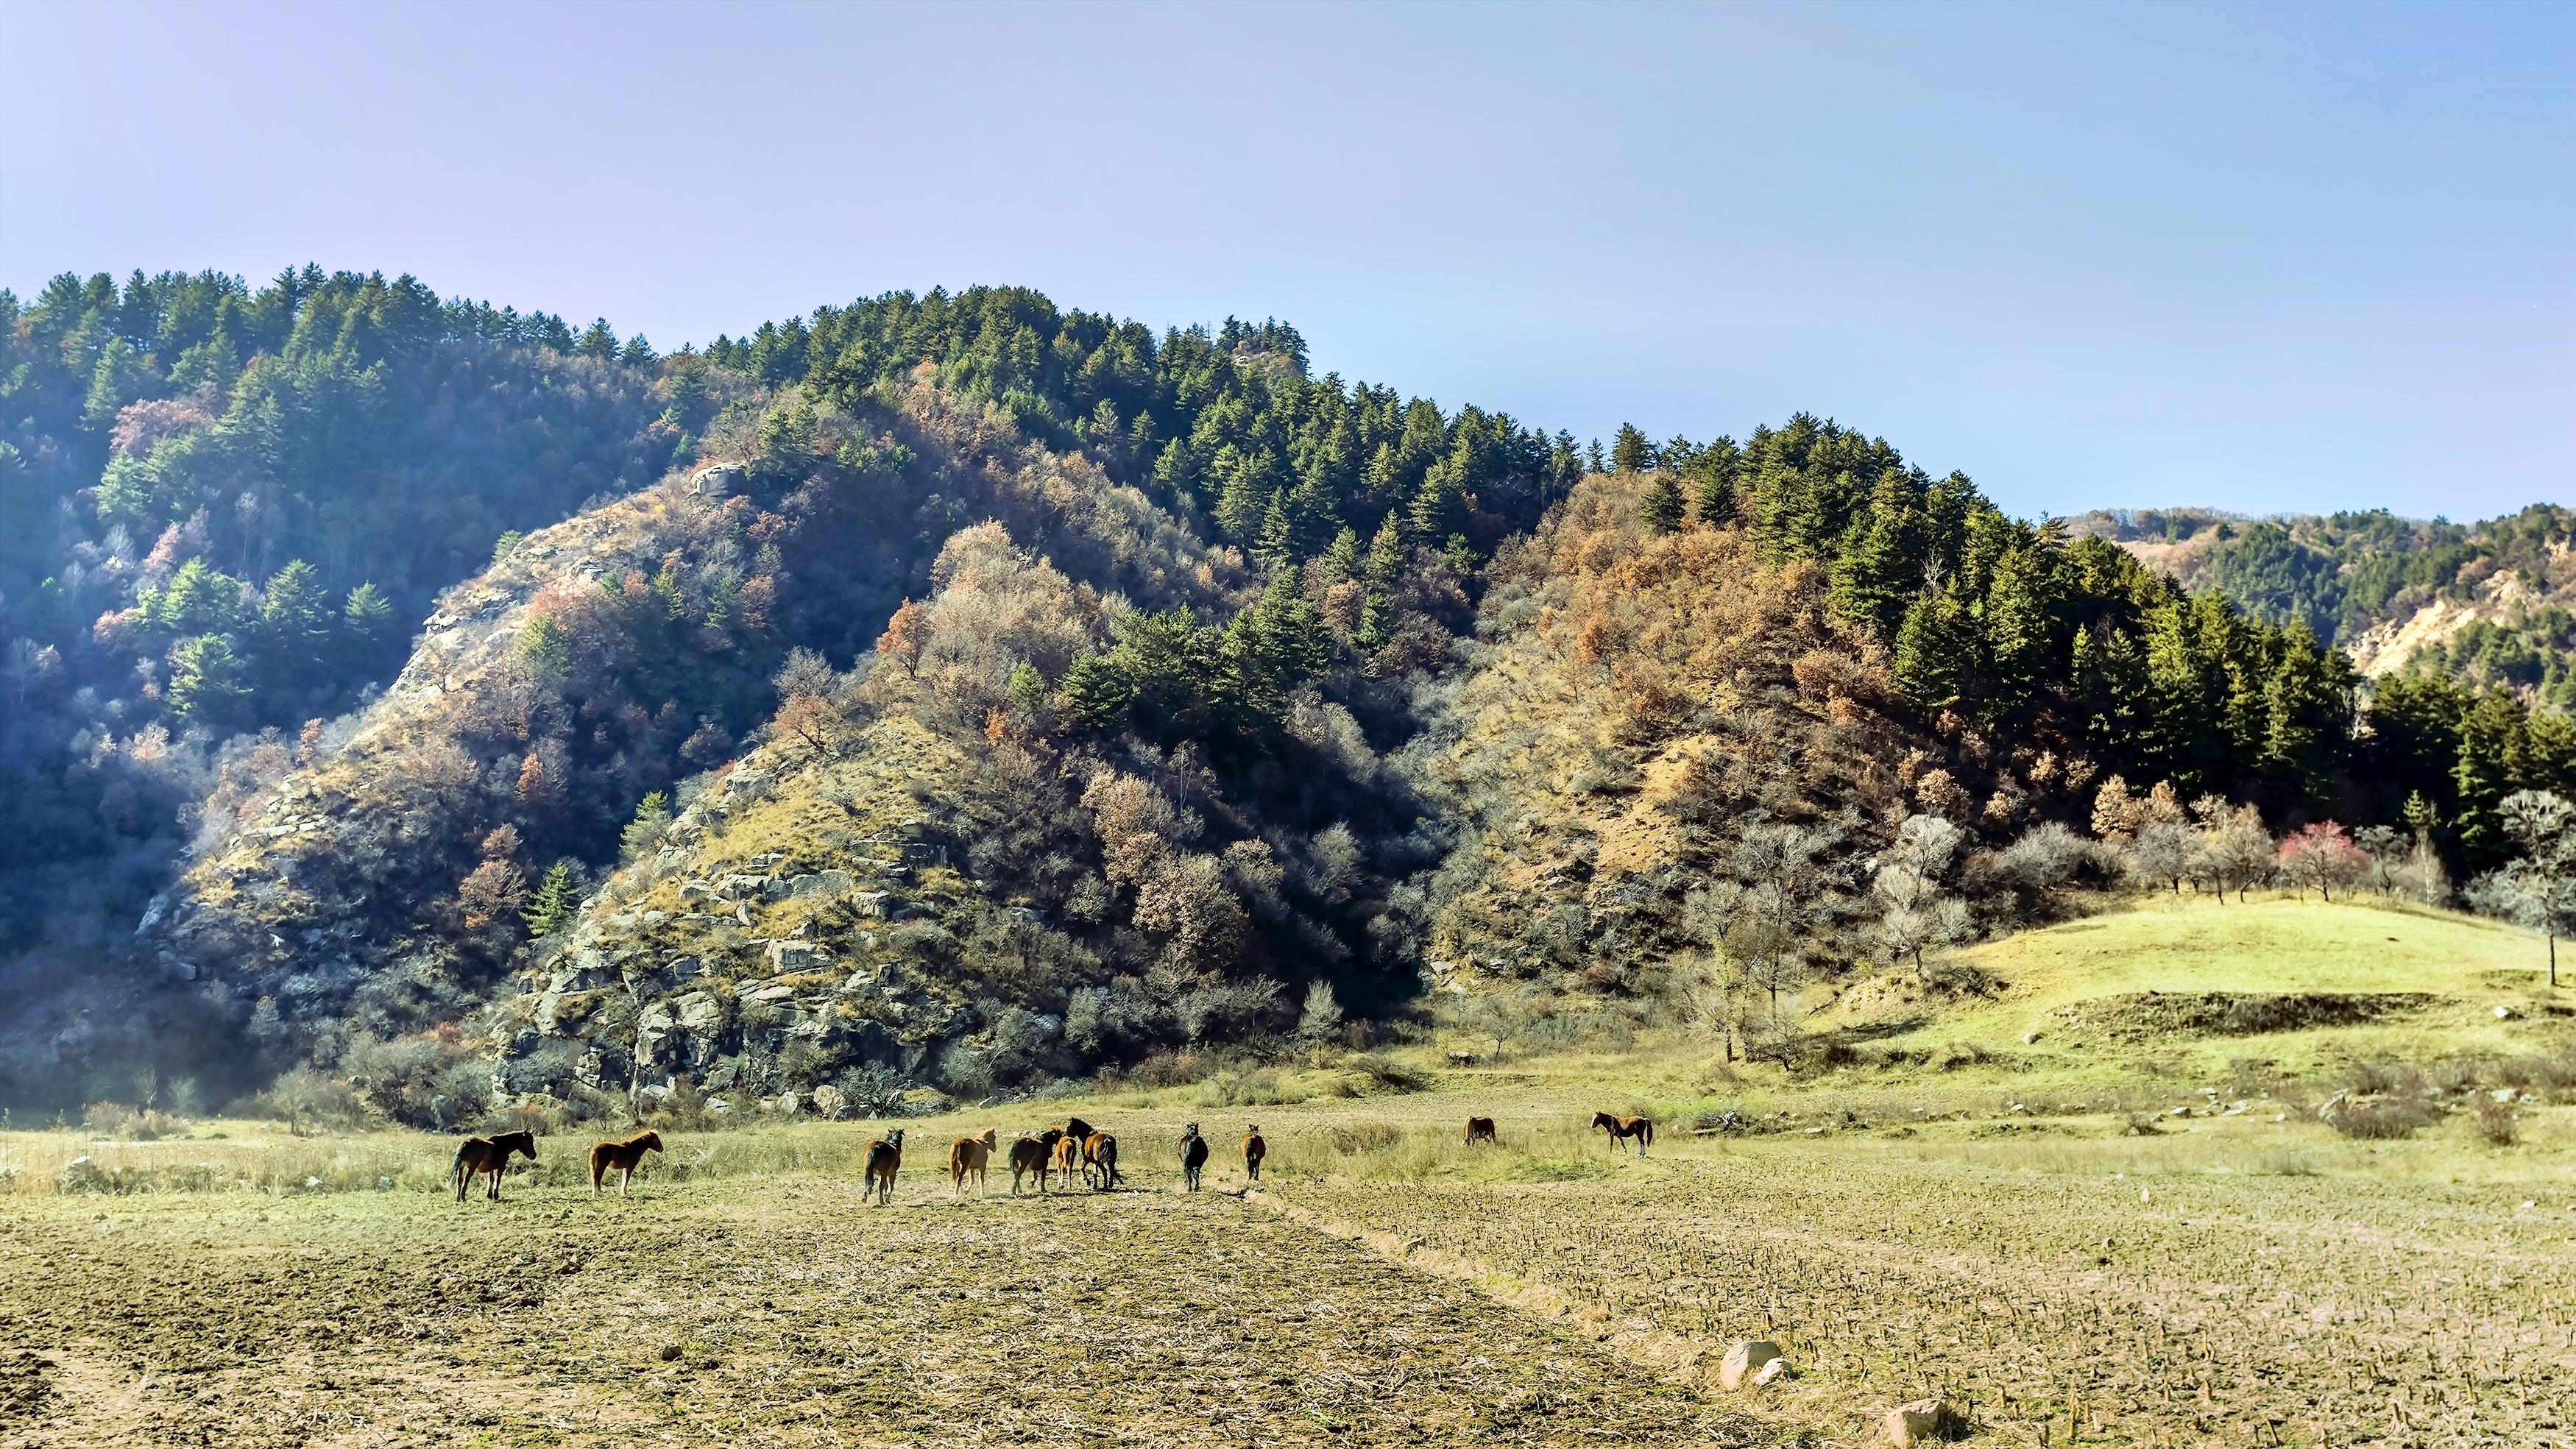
1082;1131;1120;1191
1242;1124;1266;1181
1463;1116;1498;1145
1591;1112;1654;1156
864;1128;905;1205
1178;1124;1209;1191
452;1130;537;1202
1009;1129;1061;1196
589;1130;662;1196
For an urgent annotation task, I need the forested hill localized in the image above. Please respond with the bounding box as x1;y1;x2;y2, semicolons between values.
3;267;2569;1119
2073;505;2576;706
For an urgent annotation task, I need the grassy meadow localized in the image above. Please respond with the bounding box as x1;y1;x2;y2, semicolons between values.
7;892;2576;1447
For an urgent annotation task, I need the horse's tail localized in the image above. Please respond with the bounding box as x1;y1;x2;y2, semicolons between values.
1643;1119;1656;1146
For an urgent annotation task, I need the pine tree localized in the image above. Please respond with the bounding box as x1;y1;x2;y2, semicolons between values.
1978;542;2056;728
521;860;578;938
1827;472;1926;641
1319;526;1362;586
1681;436;1740;523
1637;473;1684;534
166;634;248;723
256;559;332;684
517;613;573;680
341;581;393;655
1892;592;1965;709
620;791;673;862
1611;423;1653;475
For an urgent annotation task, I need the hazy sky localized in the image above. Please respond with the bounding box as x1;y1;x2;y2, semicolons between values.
4;1;2567;521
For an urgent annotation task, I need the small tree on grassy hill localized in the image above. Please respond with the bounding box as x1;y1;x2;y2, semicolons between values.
2275;821;2368;901
2468;790;2576;987
1296;979;1343;1065
2188;796;2271;903
1872;813;1967;979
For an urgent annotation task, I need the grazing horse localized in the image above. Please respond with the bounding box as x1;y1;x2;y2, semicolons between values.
1008;1129;1061;1196
1178;1124;1209;1191
1082;1131;1120;1191
1463;1116;1498;1145
589;1130;663;1196
1591;1111;1655;1156
1242;1125;1266;1181
452;1130;537;1202
949;1128;997;1201
1052;1131;1086;1187
863;1128;905;1205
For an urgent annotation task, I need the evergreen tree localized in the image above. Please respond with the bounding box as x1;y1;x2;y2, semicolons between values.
520;860;578;938
1319;525;1362;586
1892;592;1967;709
255;559;332;683
166;634;248;723
1681;436;1740;523
1637;473;1684;534
1827;472;1926;641
1610;423;1653;475
341;581;393;652
619;791;673;862
1978;542;2056;728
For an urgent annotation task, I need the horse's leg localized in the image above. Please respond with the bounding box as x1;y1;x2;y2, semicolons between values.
621;1165;633;1197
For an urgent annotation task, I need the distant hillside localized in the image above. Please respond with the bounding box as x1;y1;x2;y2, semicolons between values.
2070;504;2576;704
10;272;2575;1120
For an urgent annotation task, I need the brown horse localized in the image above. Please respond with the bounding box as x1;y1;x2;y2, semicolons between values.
1242;1125;1266;1181
1463;1116;1498;1145
1178;1124;1209;1191
452;1130;537;1202
949;1128;997;1201
1052;1131;1086;1186
1009;1129;1061;1196
589;1130;662;1196
1592;1111;1654;1155
863;1128;905;1205
1082;1131;1120;1191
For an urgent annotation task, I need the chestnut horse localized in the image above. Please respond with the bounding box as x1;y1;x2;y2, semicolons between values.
1009;1129;1061;1196
864;1128;905;1205
1082;1131;1121;1191
452;1130;537;1202
589;1130;662;1196
1242;1125;1266;1181
1591;1111;1654;1155
949;1128;997;1201
1052;1132;1086;1187
1463;1116;1498;1145
1178;1124;1209;1191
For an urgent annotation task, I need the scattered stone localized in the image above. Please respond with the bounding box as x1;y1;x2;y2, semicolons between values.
1882;1397;1964;1446
1717;1340;1783;1391
659;1343;683;1361
1752;1356;1790;1388
2495;1005;2522;1020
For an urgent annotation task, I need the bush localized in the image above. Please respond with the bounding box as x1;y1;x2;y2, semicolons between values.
2472;1095;2518;1147
1322;1119;1403;1154
2322;1096;2438;1140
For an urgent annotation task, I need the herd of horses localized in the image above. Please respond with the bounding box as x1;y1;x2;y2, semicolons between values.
448;1110;1655;1203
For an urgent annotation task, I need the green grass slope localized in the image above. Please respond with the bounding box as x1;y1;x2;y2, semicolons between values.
1835;893;2573;1077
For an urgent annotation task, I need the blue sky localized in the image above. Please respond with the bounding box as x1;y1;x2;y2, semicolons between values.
4;1;2566;521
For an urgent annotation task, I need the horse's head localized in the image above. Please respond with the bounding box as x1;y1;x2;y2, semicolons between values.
639;1130;665;1154
1181;1122;1200;1139
885;1129;905;1149
1590;1111;1616;1130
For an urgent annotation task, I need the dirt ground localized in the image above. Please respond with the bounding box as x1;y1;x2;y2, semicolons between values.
0;1168;1764;1449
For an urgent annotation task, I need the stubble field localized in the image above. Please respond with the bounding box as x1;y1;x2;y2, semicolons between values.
5;1084;2572;1449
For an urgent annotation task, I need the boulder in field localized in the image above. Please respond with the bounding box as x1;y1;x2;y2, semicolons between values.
1718;1340;1783;1391
1882;1397;1963;1446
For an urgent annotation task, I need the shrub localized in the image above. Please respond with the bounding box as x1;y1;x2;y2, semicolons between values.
2472;1095;2518;1147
